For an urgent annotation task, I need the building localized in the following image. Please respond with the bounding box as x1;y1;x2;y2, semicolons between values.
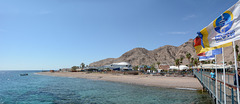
169;65;189;70
108;62;132;71
159;64;170;70
84;67;98;72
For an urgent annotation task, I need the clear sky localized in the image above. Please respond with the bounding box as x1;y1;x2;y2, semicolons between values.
0;0;238;70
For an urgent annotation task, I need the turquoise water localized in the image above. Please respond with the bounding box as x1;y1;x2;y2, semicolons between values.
0;71;213;104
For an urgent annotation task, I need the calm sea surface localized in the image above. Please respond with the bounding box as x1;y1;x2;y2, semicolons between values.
0;70;213;104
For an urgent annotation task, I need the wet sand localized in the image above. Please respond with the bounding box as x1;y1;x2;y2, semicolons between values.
36;72;203;90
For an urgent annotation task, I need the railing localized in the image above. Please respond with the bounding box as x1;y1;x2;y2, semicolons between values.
202;71;235;85
194;70;238;104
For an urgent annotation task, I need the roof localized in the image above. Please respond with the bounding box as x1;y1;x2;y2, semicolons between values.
112;62;131;66
159;65;170;70
169;65;189;70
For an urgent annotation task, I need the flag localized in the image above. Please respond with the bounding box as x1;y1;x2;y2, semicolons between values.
197;48;222;56
194;36;232;54
198;1;240;47
199;55;215;61
194;36;203;54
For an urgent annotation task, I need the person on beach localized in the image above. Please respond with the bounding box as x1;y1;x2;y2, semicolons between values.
234;68;240;86
210;70;215;79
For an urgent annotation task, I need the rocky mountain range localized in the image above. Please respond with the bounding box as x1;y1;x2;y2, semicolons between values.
89;39;240;67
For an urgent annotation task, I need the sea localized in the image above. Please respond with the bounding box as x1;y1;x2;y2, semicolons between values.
0;70;213;104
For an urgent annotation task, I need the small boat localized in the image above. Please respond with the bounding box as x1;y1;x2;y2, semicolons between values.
20;74;28;76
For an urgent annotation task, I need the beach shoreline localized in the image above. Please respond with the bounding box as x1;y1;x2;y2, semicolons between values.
36;72;203;90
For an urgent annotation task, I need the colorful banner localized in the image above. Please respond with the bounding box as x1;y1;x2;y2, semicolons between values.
199;55;215;61
198;1;240;47
194;36;232;54
197;48;222;56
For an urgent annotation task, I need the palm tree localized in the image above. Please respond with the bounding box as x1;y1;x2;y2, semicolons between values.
186;53;191;69
151;64;156;72
237;55;240;62
81;63;85;70
175;59;180;69
144;65;148;72
191;58;194;67
234;45;239;65
156;62;160;69
180;56;184;63
212;60;215;64
236;45;239;57
133;66;139;71
194;58;199;67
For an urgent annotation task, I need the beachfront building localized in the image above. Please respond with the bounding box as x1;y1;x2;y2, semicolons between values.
138;65;151;71
84;67;99;72
169;65;189;70
104;62;132;71
201;64;231;69
158;64;170;71
76;68;84;72
111;62;132;71
191;64;232;70
193;64;233;73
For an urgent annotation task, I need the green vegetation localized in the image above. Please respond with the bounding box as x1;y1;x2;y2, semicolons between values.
133;66;139;71
180;56;184;63
236;45;239;56
143;65;149;72
81;63;85;69
186;53;191;69
105;68;111;71
194;58;199;67
207;60;210;64
175;59;180;68
238;55;240;61
151;64;156;71
156;62;160;69
190;58;194;67
235;45;239;64
211;60;215;64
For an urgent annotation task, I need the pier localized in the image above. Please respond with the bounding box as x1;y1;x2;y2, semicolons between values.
194;69;238;104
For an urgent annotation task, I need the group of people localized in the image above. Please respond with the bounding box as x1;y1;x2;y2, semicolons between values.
209;68;240;86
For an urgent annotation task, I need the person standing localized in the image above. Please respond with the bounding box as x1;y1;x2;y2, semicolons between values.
210;70;215;79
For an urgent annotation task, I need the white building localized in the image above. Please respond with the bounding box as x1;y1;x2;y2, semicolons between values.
109;62;132;71
169;65;189;70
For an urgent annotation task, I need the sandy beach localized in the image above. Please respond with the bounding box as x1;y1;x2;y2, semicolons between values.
36;72;203;90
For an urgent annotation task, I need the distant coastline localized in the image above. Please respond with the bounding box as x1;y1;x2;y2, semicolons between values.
36;72;203;90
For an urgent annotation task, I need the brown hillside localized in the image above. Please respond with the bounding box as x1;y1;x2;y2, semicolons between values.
89;39;240;67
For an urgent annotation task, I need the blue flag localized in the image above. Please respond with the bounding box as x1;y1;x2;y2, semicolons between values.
199;55;215;61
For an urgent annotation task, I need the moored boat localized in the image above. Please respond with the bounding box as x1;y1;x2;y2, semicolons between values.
20;74;28;76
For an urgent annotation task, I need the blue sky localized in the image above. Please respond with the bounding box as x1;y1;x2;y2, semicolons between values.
0;0;238;70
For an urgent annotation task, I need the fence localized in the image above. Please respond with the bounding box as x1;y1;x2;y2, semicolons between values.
194;69;238;104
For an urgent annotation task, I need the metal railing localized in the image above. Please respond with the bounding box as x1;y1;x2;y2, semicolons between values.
194;69;238;104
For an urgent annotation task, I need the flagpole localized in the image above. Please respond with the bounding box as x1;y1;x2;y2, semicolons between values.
222;47;226;104
215;55;218;104
233;41;240;103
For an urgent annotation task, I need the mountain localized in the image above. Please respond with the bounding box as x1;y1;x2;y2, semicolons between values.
89;39;240;67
